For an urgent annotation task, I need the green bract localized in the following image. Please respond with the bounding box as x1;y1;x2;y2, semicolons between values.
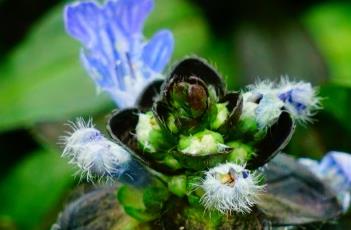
107;58;295;172
103;58;312;227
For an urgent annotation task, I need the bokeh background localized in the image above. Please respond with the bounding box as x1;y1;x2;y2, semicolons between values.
1;0;351;229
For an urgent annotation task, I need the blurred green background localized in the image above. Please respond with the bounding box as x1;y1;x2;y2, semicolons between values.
1;0;351;229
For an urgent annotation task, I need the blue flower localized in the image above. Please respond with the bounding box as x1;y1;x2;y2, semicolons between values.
64;0;174;108
299;151;351;211
319;151;351;192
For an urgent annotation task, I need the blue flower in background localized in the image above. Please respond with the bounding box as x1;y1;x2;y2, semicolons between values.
299;151;351;212
64;0;174;108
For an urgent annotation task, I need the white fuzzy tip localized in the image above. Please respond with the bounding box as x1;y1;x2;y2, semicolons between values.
242;78;321;127
277;78;321;123
200;163;265;214
60;117;131;182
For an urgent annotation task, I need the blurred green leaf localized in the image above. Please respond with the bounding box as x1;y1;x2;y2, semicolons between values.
319;84;351;133
0;0;209;132
303;3;351;87
0;149;74;229
0;3;112;132
202;39;239;90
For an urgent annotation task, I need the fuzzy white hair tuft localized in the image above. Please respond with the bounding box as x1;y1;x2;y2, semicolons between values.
277;77;322;124
200;163;265;214
60;117;131;182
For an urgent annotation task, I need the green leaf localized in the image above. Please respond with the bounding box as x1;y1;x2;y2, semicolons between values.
117;185;146;210
303;3;351;87
0;4;113;132
319;84;351;133
0;0;210;132
0;149;75;229
117;185;159;222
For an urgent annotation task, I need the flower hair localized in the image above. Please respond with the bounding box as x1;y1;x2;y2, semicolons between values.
199;163;265;214
60;117;148;185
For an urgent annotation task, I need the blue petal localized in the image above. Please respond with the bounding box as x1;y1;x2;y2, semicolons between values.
81;51;114;88
142;30;174;72
64;1;103;47
320;151;351;186
105;0;153;36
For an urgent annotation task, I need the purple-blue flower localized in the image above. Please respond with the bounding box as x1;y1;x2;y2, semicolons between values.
64;0;174;108
299;151;351;211
319;151;351;191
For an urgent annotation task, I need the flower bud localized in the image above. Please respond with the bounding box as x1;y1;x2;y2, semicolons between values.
178;130;227;156
227;141;255;164
117;178;170;222
210;103;229;130
162;154;182;170
166;114;179;134
168;175;187;197
135;112;169;154
170;81;208;119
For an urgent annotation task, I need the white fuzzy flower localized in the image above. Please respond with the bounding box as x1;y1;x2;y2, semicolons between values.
242;81;284;129
200;163;265;214
277;78;321;123
61;118;131;182
242;78;320;127
255;93;284;128
241;92;259;119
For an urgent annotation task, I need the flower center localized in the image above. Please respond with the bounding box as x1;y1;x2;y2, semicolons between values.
216;168;237;187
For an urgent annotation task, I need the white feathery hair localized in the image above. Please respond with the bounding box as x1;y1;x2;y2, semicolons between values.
277;77;321;123
255;93;284;129
242;77;321;127
245;79;275;95
60;117;131;182
200;163;265;214
242;80;283;129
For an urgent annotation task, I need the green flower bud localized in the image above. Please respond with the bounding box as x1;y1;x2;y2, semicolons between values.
162;154;182;170
167;114;179;134
170;81;208;119
178;130;227;156
168;175;187;197
237;117;258;135
210;103;229;130
234;116;266;142
117;179;169;222
186;175;204;206
135;112;168;153
183;206;222;229
117;185;159;222
227;141;255;164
